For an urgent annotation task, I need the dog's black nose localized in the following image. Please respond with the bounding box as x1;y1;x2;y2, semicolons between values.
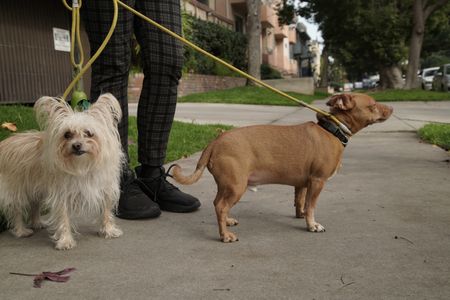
72;142;82;151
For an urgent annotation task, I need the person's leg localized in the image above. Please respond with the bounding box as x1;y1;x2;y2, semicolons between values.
82;0;160;219
82;0;133;153
134;0;200;212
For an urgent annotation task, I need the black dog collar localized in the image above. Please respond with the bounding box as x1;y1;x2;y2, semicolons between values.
318;118;349;147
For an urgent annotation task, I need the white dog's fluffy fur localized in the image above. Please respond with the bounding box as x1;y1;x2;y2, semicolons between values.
0;93;125;250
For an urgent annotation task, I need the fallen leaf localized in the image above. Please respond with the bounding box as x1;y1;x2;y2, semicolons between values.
10;267;76;288
1;122;17;132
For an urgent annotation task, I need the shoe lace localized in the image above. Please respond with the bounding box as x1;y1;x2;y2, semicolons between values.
163;168;179;191
136;167;179;203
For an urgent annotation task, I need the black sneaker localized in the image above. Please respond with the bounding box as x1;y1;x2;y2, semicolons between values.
116;167;161;219
135;166;201;213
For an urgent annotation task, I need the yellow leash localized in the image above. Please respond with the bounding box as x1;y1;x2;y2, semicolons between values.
62;0;352;135
61;0;119;102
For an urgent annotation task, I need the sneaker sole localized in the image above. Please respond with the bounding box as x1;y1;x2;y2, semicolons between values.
116;207;161;220
158;200;201;213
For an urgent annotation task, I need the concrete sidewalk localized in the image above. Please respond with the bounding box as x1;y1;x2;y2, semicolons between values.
1;101;450;299
130;100;450;129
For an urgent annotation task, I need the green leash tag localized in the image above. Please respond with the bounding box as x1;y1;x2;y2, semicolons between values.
70;90;90;111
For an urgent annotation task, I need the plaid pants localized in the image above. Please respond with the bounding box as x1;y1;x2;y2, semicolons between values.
82;0;183;166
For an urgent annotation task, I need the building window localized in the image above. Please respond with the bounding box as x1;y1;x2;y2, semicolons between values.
234;15;244;33
197;0;209;6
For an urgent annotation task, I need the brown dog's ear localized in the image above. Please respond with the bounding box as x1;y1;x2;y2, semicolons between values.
326;94;355;111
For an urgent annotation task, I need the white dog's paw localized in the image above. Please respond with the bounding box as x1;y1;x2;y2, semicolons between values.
31;220;46;230
308;223;326;232
55;236;77;250
11;227;34;238
100;225;123;239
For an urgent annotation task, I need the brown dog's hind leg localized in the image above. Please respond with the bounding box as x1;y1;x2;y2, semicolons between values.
294;187;307;218
214;184;246;243
304;178;326;232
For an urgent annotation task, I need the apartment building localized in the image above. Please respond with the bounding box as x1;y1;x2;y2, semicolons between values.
182;0;315;78
181;0;247;32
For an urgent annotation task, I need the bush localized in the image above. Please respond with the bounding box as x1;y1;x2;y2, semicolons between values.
182;12;247;76
329;82;344;91
260;64;282;79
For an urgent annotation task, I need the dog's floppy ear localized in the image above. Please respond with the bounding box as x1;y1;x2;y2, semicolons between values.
34;96;72;129
88;93;122;126
326;94;355;111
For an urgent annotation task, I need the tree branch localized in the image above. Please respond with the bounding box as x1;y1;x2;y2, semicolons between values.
424;0;449;20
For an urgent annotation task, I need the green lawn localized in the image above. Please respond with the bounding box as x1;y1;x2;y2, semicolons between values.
127;117;231;169
179;86;450;105
418;123;450;151
178;86;328;106
0;105;38;141
367;89;450;102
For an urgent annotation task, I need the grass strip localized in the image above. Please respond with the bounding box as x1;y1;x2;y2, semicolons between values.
178;86;327;106
418;123;450;151
367;89;450;102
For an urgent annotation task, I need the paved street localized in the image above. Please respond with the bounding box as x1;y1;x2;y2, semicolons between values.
1;100;450;299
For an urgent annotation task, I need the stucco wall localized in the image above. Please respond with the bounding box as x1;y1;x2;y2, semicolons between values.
263;78;315;95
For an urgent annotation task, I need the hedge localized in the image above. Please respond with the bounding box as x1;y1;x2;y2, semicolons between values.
182;12;247;76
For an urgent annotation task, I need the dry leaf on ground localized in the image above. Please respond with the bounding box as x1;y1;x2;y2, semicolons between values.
1;122;17;132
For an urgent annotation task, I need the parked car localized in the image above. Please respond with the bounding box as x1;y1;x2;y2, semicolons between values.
432;64;450;92
420;67;439;90
362;75;379;89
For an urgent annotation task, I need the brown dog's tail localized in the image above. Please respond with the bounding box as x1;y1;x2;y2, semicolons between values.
168;142;214;185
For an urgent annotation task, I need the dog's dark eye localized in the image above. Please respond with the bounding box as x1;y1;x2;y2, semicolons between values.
64;131;73;139
84;130;94;138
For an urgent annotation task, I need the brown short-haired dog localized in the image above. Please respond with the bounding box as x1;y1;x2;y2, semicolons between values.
170;93;393;242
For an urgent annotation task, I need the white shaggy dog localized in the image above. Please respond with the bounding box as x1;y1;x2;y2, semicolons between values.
0;93;125;250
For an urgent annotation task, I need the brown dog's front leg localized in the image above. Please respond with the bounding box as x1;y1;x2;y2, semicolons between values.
294;187;307;218
304;178;326;232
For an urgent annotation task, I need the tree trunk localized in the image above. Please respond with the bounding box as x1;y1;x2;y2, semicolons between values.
404;0;449;89
246;0;261;85
405;0;425;89
319;45;329;88
379;65;404;89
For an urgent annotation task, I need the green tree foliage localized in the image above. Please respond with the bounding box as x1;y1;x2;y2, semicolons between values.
421;3;450;68
278;0;449;87
130;13;248;76
278;0;409;83
182;12;247;75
